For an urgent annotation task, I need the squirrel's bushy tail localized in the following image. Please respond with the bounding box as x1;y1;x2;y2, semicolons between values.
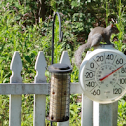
74;43;91;68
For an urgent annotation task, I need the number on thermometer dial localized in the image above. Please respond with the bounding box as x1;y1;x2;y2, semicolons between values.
80;48;126;103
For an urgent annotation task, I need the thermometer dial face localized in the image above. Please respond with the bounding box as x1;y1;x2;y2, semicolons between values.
80;49;126;103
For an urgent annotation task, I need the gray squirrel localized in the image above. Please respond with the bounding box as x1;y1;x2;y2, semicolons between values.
74;24;119;68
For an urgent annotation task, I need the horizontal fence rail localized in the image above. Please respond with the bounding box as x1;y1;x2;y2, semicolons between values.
0;83;82;95
0;51;118;126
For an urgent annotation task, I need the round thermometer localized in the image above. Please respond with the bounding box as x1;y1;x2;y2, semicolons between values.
79;45;126;104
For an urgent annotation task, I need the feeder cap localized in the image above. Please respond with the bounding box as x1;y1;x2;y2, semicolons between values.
48;63;72;73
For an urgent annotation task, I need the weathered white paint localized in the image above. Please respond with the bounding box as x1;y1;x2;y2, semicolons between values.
34;51;47;83
112;101;118;126
33;51;47;126
9;95;22;126
81;94;93;126
93;101;118;126
10;51;22;83
9;51;22;126
60;51;71;67
0;83;81;94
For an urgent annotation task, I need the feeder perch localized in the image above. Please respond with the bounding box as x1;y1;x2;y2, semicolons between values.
47;63;72;122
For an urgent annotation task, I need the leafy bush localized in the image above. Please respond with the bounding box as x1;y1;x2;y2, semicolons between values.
0;0;126;126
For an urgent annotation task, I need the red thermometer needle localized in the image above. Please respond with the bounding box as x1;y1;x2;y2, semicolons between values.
99;65;123;81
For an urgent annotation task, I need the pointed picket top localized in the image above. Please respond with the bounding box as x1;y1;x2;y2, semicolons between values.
10;51;22;83
60;51;71;67
34;51;47;83
34;51;47;126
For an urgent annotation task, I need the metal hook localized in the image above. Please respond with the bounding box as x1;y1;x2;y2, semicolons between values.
51;12;63;64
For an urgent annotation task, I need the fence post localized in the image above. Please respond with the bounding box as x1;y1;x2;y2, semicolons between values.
9;51;22;126
33;51;47;126
81;95;93;126
93;101;118;126
57;51;71;126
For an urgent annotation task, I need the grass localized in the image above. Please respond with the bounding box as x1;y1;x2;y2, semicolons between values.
0;0;126;126
0;2;79;125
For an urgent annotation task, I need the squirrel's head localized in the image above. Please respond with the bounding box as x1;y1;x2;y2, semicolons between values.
109;24;119;34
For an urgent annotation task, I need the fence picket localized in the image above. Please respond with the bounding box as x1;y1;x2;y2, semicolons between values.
60;51;71;67
9;51;22;126
34;51;47;126
81;95;93;126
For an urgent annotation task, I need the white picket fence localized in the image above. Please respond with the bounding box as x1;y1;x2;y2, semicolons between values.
0;51;118;126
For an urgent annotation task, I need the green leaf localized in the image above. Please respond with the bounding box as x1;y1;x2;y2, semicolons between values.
25;56;31;64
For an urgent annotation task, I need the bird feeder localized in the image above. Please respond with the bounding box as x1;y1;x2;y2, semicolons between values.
47;63;72;122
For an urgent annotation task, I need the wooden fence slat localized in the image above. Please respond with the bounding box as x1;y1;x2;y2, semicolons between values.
81;94;93;126
112;101;118;126
60;51;71;67
9;95;22;126
9;51;22;126
93;101;118;126
33;51;47;126
0;83;81;95
57;51;70;126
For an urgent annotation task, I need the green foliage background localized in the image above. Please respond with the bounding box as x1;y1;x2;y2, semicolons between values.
0;0;126;125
